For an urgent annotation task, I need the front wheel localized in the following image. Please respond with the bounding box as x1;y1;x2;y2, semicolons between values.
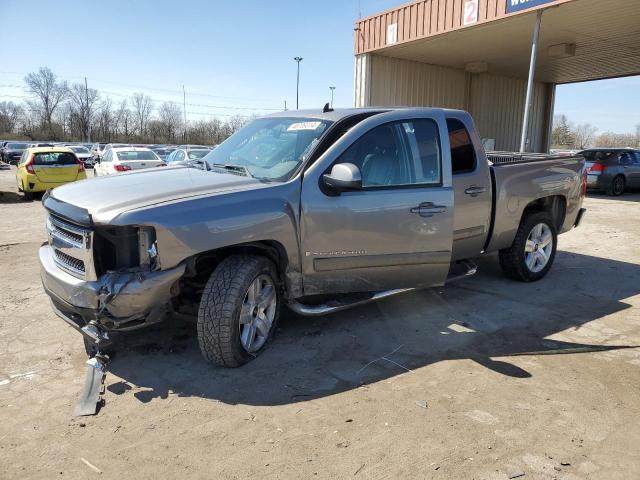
499;212;558;282
197;255;280;367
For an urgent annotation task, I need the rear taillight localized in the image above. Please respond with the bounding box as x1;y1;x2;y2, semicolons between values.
589;163;605;174
25;154;35;174
78;160;85;172
114;164;132;172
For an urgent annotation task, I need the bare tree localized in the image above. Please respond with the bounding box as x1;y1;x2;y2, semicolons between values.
115;100;132;139
97;98;114;142
131;93;153;138
573;123;598;149
158;101;183;142
24;67;68;138
0;101;24;134
67;82;99;142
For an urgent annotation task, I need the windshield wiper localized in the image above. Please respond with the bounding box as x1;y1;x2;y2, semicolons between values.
210;163;253;178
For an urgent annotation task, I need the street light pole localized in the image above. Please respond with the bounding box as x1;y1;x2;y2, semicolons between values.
329;86;336;108
294;57;303;110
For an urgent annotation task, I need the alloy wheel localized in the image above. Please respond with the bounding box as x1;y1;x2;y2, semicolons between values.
524;223;553;273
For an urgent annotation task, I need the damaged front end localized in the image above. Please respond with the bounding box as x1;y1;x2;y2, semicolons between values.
40;212;185;351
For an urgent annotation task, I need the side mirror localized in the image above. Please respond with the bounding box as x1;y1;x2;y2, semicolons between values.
322;163;362;193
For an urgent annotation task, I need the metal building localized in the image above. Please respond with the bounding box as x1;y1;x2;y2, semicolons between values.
353;0;640;152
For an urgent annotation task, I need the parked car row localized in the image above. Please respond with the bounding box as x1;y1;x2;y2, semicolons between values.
1;140;216;169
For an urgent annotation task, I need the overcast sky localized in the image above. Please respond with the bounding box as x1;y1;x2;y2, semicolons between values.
0;0;638;134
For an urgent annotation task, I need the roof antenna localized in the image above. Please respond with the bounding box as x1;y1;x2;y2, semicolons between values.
323;103;334;113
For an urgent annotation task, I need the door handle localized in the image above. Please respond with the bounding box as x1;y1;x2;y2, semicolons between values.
410;202;447;217
464;185;487;197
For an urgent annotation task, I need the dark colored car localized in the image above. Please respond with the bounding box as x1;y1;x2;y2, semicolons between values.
582;148;640;196
2;142;29;165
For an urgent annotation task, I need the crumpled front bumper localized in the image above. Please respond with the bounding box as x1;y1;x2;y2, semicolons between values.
39;245;186;336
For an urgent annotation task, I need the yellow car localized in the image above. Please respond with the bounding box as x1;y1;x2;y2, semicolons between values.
16;146;87;200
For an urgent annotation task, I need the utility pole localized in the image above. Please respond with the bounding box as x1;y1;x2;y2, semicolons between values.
84;77;90;142
183;85;187;143
329;86;336;108
284;100;287;111
294;57;303;110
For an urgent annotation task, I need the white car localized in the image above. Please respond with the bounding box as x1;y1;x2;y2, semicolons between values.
94;147;165;176
64;145;94;168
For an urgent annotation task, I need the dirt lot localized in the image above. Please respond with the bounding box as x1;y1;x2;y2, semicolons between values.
0;166;639;480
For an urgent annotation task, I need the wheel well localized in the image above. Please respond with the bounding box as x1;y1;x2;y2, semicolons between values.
522;195;566;231
175;241;289;313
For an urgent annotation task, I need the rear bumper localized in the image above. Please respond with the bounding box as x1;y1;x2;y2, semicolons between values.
39;245;185;334
21;172;87;192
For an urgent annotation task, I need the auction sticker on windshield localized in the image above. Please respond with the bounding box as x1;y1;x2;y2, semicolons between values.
287;121;323;131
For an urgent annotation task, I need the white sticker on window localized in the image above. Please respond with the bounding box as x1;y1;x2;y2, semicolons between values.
287;121;322;131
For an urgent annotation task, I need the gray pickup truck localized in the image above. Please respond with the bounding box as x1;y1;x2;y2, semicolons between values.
39;107;586;367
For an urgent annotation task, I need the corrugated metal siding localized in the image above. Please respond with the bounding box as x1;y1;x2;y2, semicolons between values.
467;73;549;152
355;54;552;151
365;55;467;108
354;0;575;54
353;55;371;107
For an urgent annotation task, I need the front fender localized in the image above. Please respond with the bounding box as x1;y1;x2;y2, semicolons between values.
112;181;303;286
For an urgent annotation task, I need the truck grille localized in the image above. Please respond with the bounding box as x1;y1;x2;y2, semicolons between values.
46;215;96;280
54;249;86;274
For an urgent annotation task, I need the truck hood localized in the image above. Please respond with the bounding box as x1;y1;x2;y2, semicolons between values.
49;166;263;223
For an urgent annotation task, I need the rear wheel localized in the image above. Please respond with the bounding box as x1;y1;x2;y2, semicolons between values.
22;183;34;201
606;175;625;196
197;255;280;367
499;212;557;282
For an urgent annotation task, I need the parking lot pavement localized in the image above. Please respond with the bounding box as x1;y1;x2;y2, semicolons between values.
1;167;639;479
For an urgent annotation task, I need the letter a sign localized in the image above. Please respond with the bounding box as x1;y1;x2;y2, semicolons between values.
464;0;479;26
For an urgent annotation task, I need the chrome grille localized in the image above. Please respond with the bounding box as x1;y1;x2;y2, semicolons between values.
54;250;86;274
47;215;96;280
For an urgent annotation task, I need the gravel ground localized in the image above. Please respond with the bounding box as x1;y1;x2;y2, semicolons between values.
1;166;639;479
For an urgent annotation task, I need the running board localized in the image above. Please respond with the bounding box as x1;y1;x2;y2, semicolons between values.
288;260;477;317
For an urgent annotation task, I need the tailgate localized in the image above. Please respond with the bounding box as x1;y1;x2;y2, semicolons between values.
34;165;79;183
32;152;80;183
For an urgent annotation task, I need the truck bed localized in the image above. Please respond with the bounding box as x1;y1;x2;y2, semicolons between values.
484;152;585;253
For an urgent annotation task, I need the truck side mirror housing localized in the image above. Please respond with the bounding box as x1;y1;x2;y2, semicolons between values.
322;163;362;193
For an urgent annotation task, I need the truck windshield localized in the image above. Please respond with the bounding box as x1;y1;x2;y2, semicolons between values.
203;117;332;181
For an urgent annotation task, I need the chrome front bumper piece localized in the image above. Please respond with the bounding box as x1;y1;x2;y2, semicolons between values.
39;245;185;334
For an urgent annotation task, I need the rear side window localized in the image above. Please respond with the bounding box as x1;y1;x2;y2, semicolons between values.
33;152;77;166
116;150;158;161
446;118;476;174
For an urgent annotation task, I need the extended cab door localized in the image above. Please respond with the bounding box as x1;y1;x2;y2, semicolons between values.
447;115;492;261
300;109;454;295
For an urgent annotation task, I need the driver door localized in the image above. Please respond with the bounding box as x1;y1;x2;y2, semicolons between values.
300;110;454;295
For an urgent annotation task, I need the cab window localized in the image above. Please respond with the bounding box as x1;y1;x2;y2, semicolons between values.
335;119;441;188
446;118;476;174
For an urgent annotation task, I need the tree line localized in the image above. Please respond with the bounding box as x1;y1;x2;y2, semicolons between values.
0;67;254;145
552;114;640;150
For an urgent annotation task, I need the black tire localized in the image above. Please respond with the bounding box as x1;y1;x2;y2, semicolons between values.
606;175;625;196
22;187;34;201
499;211;558;282
197;255;280;367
